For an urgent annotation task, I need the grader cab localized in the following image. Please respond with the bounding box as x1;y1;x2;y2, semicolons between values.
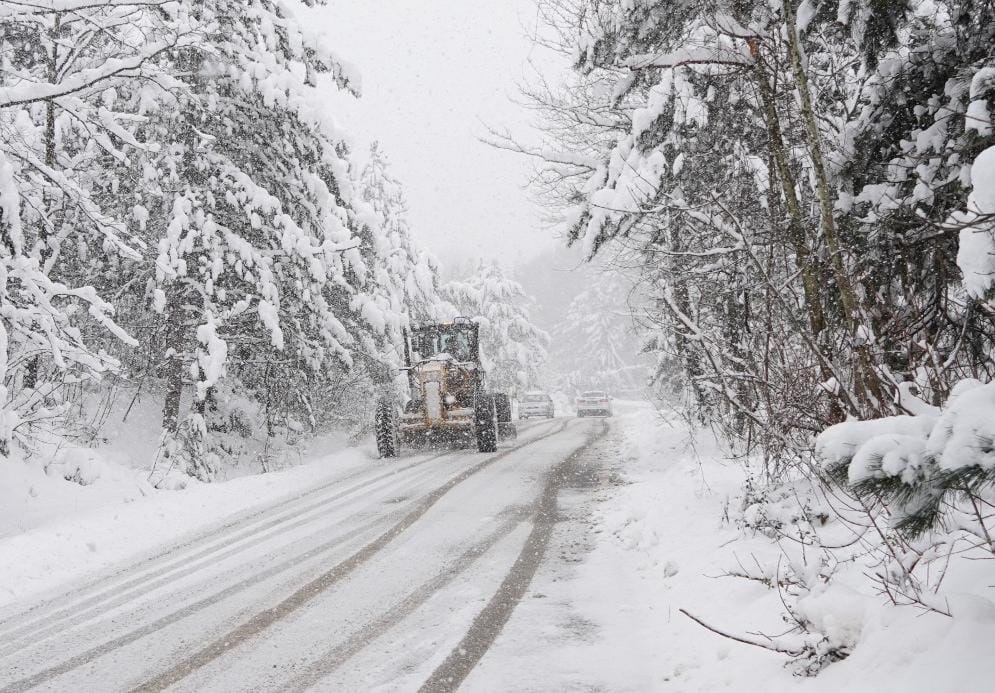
375;318;514;458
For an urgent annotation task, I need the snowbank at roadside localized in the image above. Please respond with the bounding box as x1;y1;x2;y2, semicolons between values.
572;403;995;692
0;439;375;612
0;385;365;612
558;403;787;690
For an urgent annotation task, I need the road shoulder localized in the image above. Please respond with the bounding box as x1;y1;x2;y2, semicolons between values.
462;405;787;692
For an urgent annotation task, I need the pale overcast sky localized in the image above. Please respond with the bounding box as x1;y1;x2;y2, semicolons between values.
308;0;561;268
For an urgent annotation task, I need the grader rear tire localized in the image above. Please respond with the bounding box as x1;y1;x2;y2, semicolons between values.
498;421;518;441
494;393;512;423
474;394;498;453
375;398;399;459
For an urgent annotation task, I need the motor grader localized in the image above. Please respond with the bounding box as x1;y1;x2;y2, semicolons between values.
375;318;515;458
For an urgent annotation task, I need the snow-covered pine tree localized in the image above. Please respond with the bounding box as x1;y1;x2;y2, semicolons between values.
101;0;383;478
356;141;443;375
1;0;446;473
747;0;995;541
441;261;548;393
514;0;832;445
820;0;995;403
0;1;189;456
299;140;448;434
553;270;646;396
519;0;995;457
1;159;136;456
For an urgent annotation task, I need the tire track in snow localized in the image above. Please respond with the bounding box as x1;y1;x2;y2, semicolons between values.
0;454;458;658
417;420;609;693
0;419;569;693
0;513;388;693
0;416;560;643
131;420;571;693
0;449;454;653
276;506;533;692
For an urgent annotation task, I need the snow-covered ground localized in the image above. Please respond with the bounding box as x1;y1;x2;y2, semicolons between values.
0;417;594;691
0;433;369;613
0;388;363;612
4;402;993;691
468;401;784;691
481;401;995;692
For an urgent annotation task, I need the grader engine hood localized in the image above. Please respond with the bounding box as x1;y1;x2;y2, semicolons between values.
402;358;478;432
418;362;445;421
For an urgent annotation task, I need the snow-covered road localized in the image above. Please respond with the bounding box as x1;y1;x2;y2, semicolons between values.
0;417;608;693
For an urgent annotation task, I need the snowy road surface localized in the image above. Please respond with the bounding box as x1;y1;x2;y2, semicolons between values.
0;417;608;692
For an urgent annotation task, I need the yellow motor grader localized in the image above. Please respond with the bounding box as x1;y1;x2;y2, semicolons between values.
375;318;515;458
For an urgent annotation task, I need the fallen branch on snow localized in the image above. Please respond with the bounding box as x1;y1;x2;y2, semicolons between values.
678;608;803;656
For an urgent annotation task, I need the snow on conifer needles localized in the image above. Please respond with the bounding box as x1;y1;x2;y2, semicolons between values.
0;0;551;481
2;0;994;687
441;260;548;392
1;2;435;478
515;0;995;680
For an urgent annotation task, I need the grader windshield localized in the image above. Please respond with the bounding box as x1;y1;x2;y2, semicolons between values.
409;321;478;363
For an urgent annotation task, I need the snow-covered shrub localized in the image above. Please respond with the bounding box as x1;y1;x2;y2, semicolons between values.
787;579;864;676
740;475;809;538
719;375;995;674
45;449;109;486
815;379;995;538
726;475;859;675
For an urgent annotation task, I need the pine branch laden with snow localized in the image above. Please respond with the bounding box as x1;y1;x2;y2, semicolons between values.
0;227;136;456
440;261;548;393
953;146;995;303
523;0;995;676
816;377;995;540
0;0;444;468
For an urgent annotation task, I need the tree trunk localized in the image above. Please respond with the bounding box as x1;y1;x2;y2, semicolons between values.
749;37;848;421
783;0;887;415
162;303;185;435
24;13;61;391
750;42;826;341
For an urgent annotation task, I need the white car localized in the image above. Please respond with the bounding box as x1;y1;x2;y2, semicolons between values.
576;390;613;417
518;391;555;419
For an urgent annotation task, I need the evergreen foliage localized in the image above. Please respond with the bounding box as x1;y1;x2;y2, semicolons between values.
521;0;995;667
441;261;548;393
0;0;446;477
554;270;646;395
522;0;995;530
